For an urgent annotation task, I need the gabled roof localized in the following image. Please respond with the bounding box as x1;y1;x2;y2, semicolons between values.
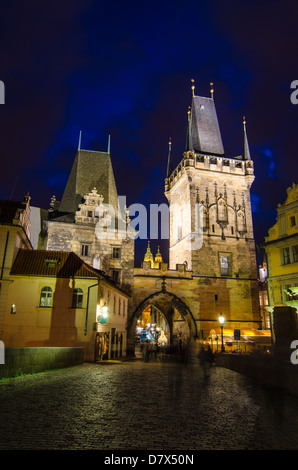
11;249;103;279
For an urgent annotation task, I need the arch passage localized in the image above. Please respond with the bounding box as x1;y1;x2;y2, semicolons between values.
127;291;198;356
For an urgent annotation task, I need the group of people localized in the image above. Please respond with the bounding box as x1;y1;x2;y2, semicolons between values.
141;340;160;362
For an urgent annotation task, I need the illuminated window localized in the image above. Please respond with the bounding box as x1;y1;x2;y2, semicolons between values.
72;288;83;308
40;286;53;307
220;256;229;275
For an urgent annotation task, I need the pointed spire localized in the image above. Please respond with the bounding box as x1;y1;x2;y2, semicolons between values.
78;130;82;151
166;138;173;178
243;116;251;160
107;134;111;154
191;78;195;97
185;106;193;152
144;241;154;266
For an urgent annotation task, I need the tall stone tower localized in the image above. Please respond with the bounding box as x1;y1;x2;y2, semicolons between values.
165;83;260;328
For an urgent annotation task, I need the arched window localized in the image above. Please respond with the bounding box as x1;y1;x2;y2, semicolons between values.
40;286;53;307
72;288;83;308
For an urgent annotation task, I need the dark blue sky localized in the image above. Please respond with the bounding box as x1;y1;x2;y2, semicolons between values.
0;0;297;265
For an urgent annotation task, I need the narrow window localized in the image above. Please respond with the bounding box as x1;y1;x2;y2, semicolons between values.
81;244;89;256
282;247;291;265
112;270;120;283
72;288;83;308
220;256;229;275
40;286;53;307
112;247;121;259
292;245;298;263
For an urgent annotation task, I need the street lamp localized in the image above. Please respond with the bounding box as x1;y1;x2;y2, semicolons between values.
218;313;225;352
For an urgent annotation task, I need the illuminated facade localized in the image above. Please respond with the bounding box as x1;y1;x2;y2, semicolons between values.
262;183;298;309
128;85;263;355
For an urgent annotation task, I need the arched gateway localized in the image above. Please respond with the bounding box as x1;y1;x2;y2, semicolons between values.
126;263;199;356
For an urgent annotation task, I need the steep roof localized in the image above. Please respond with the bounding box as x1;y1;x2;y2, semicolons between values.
190;95;224;156
57;149;119;215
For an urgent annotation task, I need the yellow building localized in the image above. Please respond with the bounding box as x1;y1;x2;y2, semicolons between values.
0;196;130;362
2;249;130;362
262;183;298;309
0;195;32;338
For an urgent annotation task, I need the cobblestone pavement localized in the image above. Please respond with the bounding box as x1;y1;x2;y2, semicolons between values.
1;358;298;451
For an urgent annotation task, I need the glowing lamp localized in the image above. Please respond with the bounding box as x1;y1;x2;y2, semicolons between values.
218;313;225;353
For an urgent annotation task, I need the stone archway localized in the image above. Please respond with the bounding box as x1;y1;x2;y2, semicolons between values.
127;290;198;356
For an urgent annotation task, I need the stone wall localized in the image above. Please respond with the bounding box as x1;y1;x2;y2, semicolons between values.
0;347;84;379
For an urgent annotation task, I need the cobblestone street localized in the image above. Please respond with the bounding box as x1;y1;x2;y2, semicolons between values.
1;359;298;451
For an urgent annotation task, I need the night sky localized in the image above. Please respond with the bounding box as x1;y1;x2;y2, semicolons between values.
0;0;297;267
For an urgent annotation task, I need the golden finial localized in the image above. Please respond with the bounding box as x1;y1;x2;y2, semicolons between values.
169;137;172;149
243;115;246;128
210;82;214;99
191;78;195;97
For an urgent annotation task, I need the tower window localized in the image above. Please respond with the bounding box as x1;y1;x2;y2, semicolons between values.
112;247;121;259
221;256;229;275
112;270;121;283
290;216;296;227
81;244;89;256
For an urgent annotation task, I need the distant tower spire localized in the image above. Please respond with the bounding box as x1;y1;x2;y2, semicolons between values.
210;82;214;100
191;78;195;97
107;134;111;154
185;106;193;152
243;116;251;160
166;138;173;178
78;130;82;151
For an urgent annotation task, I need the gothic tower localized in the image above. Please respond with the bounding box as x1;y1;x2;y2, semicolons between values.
165;82;260;327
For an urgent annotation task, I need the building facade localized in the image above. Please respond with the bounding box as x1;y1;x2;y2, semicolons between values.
2;248;129;362
0;195;32;338
44;146;135;295
262;183;298;309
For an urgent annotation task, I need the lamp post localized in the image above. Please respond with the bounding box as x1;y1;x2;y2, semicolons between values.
219;313;225;353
